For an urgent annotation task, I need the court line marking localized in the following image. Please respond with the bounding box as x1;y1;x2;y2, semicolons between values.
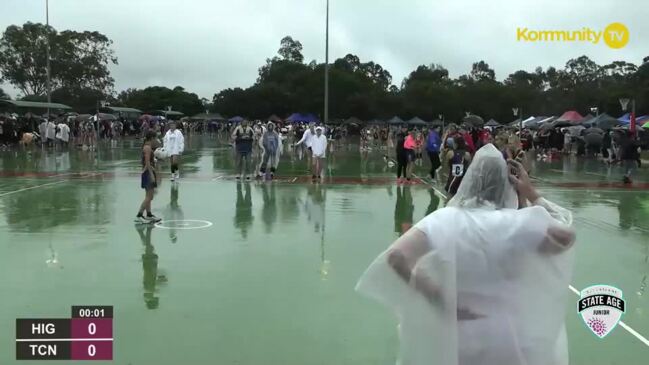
0;172;103;198
585;172;609;178
154;219;213;230
16;338;113;342
569;285;649;347
426;180;649;347
0;180;68;197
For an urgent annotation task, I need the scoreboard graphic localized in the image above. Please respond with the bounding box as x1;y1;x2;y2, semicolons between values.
16;306;113;360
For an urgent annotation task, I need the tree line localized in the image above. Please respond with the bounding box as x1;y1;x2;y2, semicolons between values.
1;23;648;123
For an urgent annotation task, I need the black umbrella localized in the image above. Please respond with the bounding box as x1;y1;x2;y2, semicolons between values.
584;133;603;145
463;114;484;126
585;127;604;135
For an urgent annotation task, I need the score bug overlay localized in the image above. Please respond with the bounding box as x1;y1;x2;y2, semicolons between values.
16;306;113;360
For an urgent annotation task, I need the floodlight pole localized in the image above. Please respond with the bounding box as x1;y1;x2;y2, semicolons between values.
45;0;51;117
324;0;329;125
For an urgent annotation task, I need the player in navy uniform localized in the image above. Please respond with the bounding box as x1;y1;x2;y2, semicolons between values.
135;131;162;223
231;120;255;180
444;136;472;196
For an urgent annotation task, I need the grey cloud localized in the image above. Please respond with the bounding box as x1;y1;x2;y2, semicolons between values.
1;0;646;98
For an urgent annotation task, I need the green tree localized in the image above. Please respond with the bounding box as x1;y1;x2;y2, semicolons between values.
0;22;117;97
278;36;304;63
117;86;203;115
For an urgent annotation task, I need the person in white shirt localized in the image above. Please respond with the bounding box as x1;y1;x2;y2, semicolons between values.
163;121;185;181
56;121;70;147
38;120;48;146
310;126;328;180
295;123;316;157
46;119;56;147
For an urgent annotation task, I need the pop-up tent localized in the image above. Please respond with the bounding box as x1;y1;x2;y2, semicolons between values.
286;113;319;123
344;116;363;125
387;116;405;125
406;116;427;126
556;110;584;123
267;114;283;122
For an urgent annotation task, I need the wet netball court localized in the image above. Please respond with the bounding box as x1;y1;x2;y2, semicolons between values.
0;136;647;364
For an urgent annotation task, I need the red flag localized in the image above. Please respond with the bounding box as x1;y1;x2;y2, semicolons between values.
630;112;636;133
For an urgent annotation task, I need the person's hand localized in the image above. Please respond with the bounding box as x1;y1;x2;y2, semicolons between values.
507;159;539;202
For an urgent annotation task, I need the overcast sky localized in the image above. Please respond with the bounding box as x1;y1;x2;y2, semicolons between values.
1;0;646;99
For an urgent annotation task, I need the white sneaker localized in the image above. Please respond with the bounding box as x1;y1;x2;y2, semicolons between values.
146;215;162;223
134;216;149;224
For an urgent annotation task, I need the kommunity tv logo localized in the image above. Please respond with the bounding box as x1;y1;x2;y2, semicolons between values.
517;22;629;49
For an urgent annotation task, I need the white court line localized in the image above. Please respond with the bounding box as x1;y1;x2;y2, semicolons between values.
16;338;113;342
212;176;223;181
108;160;136;166
0;173;101;198
569;285;649;347
0;180;68;197
585;171;608;178
291;177;298;183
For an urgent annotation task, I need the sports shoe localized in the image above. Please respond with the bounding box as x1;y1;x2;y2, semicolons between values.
146;215;162;223
134;216;149;224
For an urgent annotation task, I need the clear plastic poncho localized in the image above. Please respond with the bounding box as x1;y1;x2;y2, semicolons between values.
356;144;575;365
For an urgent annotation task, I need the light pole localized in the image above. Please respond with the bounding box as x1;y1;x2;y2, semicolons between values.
590;107;599;117
619;97;636;137
513;107;522;134
45;0;51;117
323;0;330;126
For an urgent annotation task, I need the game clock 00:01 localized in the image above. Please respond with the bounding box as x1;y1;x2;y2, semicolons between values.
16;306;113;361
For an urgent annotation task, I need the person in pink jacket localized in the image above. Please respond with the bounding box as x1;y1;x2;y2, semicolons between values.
404;130;417;182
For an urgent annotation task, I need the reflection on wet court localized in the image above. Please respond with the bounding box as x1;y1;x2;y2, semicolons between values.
0;136;647;364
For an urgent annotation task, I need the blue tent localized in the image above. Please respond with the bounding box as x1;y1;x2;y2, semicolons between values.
229;116;244;123
286;113;319;123
618;113;648;124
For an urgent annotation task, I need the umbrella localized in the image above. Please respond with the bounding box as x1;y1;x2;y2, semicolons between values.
75;114;92;122
139;114;152;121
229;116;244;123
97;113;117;121
544;120;573;129
564;125;586;135
583;113;620;129
642;121;649;129
463;114;484;126
584;133;603;146
584;127;604;135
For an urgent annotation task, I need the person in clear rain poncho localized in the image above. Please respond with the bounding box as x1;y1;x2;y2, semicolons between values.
357;143;576;365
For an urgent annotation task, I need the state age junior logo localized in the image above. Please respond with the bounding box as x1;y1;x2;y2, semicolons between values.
578;285;626;338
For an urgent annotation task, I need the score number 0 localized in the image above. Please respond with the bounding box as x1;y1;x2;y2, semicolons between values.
87;323;97;356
